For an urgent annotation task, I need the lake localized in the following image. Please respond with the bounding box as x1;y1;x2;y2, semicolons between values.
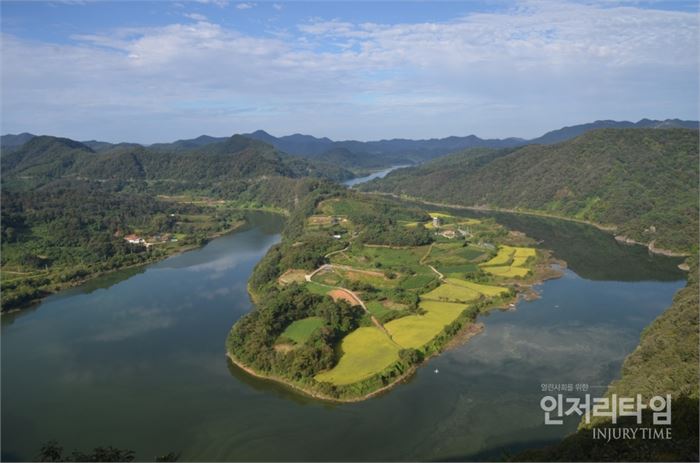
1;210;685;461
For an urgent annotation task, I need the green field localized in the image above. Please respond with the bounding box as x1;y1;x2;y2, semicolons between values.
399;273;437;289
314;327;400;385
331;245;429;273
280;317;325;344
422;283;481;303
305;281;331;295
443;278;509;297
385;300;468;349
366;300;394;319
312;270;343;286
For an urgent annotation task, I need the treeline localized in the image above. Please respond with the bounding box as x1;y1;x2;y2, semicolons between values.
2;134;353;185
361;128;699;253
227;284;365;382
0;180;244;311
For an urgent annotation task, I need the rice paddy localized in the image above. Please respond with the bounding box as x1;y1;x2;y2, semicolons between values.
314;327;401;385
384;300;468;349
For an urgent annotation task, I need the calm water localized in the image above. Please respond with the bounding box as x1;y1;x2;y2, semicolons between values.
343;165;410;187
1;211;685;461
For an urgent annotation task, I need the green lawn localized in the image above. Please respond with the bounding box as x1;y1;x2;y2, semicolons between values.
280;317;325;344
314;327;400;385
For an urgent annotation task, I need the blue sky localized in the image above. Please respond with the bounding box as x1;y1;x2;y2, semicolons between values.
1;0;698;143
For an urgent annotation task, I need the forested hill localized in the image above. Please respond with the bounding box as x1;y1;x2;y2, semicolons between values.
1;134;352;185
6;118;695;170
360;128;699;253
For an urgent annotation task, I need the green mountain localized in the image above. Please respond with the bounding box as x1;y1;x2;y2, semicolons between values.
2;134;353;186
361;128;699;253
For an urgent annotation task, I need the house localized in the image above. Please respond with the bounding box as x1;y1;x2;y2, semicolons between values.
124;234;144;244
432;216;442;227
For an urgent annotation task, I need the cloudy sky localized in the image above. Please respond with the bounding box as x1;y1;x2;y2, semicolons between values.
1;0;697;143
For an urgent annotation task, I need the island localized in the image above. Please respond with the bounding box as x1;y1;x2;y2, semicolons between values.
227;191;562;401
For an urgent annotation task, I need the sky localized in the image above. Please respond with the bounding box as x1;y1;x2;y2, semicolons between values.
1;0;698;143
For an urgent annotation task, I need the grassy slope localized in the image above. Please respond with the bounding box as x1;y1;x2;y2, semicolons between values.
362;128;699;253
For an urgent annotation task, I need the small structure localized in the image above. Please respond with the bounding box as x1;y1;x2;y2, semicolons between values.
332;234;342;239
432;216;442;228
124;234;144;245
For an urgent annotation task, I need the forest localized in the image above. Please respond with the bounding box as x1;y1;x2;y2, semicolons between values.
360;128;699;254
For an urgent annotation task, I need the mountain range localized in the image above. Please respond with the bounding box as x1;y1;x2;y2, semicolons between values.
3;118;697;169
359;127;699;253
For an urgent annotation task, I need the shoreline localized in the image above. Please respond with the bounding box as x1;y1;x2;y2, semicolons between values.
369;192;690;257
226;351;420;403
229;248;563;403
1;210;285;315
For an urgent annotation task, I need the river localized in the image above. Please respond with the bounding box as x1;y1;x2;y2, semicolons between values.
1;209;685;461
343;165;410;187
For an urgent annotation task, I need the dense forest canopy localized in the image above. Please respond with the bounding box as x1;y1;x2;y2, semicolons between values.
361;128;699;253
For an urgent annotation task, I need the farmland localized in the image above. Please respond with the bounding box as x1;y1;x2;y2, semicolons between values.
229;193;550;400
314;327;401;385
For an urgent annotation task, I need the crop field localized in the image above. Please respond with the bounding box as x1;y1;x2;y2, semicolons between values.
434;263;479;276
482;266;529;278
280;317;324;344
443;278;509;297
514;247;537;257
479;245;535;278
422;283;481;303
314;327;400;385
399;273;437;289
331;245;429;273
335;268;398;289
385;300;467;349
366;300;394;319
481;246;515;266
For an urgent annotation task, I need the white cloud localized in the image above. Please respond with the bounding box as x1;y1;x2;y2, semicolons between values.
1;1;697;142
184;12;208;22
272;3;282;11
193;0;229;7
235;2;256;10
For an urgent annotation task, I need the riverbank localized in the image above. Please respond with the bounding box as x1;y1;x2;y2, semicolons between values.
230;245;564;402
369;192;690;258
1;210;284;314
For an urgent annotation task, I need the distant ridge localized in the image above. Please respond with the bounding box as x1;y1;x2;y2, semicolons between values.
3;119;697;168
